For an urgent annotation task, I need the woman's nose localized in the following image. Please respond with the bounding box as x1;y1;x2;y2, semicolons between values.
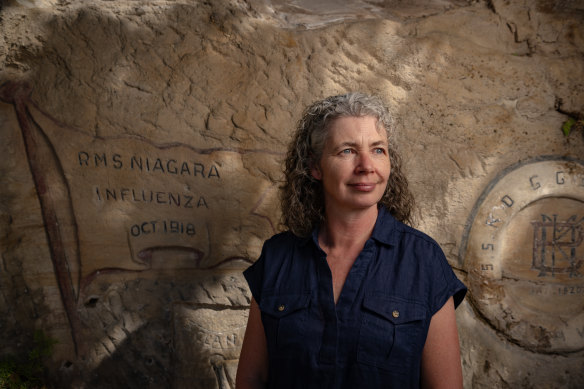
355;152;374;173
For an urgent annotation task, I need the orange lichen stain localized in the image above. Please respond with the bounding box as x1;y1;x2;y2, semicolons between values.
282;33;298;48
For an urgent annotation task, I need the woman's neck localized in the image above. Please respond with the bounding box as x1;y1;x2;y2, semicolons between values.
319;206;378;252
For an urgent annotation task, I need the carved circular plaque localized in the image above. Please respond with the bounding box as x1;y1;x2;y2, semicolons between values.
462;157;584;353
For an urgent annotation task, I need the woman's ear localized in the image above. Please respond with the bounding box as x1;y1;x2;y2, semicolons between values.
309;154;322;180
311;164;322;180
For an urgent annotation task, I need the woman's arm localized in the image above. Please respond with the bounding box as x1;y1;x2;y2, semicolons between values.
420;296;463;389
235;298;269;389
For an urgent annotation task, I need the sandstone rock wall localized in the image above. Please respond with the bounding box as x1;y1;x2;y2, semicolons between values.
0;0;583;387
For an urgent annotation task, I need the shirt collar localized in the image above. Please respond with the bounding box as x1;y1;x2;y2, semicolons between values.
369;206;397;247
302;205;398;248
295;226;319;248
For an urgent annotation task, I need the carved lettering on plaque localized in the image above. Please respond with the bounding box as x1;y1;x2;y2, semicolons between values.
0;82;280;354
461;157;584;353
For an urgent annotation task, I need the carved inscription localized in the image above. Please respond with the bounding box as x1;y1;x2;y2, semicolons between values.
1;82;281;355
20;102;282;286
531;215;583;277
527;285;584;296
173;304;248;389
501;195;514;207
129;220;196;237
463;158;584;353
196;330;241;350
558;286;584;295
94;187;208;208
78;151;221;178
485;168;584;229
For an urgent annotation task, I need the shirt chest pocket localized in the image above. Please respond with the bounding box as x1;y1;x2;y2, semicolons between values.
259;293;311;357
358;295;428;371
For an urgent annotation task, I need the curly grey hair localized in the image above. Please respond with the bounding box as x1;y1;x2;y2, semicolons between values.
280;92;414;236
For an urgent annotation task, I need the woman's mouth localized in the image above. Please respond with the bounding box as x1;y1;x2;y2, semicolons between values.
349;183;377;191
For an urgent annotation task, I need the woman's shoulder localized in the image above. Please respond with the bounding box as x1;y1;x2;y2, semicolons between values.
397;222;441;248
379;209;442;250
263;230;309;250
247;231;314;293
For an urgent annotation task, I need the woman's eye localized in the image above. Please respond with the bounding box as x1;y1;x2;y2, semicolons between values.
341;149;352;155
374;148;385;154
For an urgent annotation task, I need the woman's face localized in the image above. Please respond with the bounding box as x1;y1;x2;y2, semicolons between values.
311;116;391;214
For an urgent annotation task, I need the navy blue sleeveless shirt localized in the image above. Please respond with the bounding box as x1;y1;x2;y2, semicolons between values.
243;207;466;388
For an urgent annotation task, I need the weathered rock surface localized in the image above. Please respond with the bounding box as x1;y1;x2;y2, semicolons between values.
1;0;583;388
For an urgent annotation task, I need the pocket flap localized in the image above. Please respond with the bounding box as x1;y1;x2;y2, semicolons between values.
362;294;426;324
259;293;310;318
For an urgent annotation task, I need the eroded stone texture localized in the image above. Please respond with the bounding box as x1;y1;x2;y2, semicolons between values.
1;0;583;388
173;303;248;389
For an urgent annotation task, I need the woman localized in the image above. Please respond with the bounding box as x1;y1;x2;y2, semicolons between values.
236;93;466;389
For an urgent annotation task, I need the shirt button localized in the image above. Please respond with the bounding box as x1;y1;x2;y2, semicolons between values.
392;310;400;318
278;304;286;312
